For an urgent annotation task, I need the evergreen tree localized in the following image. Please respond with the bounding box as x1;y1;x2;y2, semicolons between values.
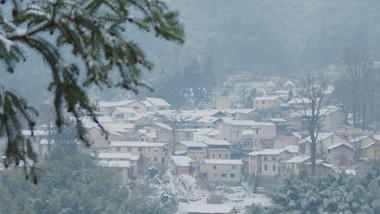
0;0;184;182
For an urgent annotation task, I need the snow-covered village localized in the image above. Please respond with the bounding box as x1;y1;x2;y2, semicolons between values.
3;71;377;214
1;1;380;214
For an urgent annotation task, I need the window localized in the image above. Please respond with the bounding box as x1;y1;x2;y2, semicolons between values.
178;132;184;139
231;173;235;178
256;129;259;134
232;165;235;170
128;147;131;151
221;173;227;178
138;147;143;152
186;132;192;139
264;156;268;161
272;156;276;161
162;157;165;163
213;165;217;169
133;106;139;110
117;147;121;151
91;141;94;145
213;154;215;158
262;101;265;104
273;165;276;171
264;165;267;171
101;132;104;136
219;154;221;158
108;141;111;145
256;101;259;104
154;157;157;161
116;114;124;119
225;154;228;158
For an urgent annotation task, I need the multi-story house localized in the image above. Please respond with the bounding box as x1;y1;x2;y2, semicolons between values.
200;159;243;184
247;148;296;178
109;141;169;165
175;141;208;162
298;132;350;156
326;143;355;167
253;96;282;109
218;119;276;150
203;139;231;159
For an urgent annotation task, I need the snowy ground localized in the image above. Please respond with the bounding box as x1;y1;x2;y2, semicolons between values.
150;169;270;214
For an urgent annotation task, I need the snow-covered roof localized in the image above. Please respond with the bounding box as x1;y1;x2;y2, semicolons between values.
141;100;154;107
253;96;280;101
283;145;299;153
98;152;132;159
138;129;156;139
179;141;208;148
99;160;130;168
193;135;213;142
248;149;286;156
145;97;171;107
222;118;275;127
97;116;115;123
97;100;134;107
284;155;310;164
299;133;335;144
155;123;173;130
194;128;214;135
173;150;187;155
203;139;231;146
361;141;379;149
220;108;255;114
196;116;221;123
110;141;167;147
204;159;242;165
180;203;235;214
327;143;354;150
111;107;135;114
268;118;286;122
206;129;220;136
170;155;193;167
350;135;371;143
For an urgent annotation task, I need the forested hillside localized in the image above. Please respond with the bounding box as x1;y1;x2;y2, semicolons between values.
2;0;380;105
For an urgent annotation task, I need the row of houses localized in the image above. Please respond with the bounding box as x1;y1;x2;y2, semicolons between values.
23;95;380;186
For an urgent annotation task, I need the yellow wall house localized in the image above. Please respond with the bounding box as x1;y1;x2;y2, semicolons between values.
110;141;170;165
284;155;311;176
247;148;296;178
175;141;208;163
87;127;123;148
361;141;380;161
170;155;194;175
253;96;282;109
200;159;242;184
